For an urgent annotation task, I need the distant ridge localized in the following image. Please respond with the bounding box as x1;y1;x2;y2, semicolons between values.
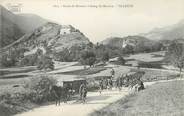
140;19;184;41
101;35;152;48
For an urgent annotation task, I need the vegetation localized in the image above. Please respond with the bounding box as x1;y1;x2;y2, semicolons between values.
80;50;96;67
91;80;184;116
20;54;39;66
54;43;120;64
131;68;179;82
0;48;28;67
0;75;57;116
54;46;84;62
101;52;109;63
138;61;163;69
37;55;54;70
165;41;184;75
117;56;126;65
59;67;107;75
26;75;57;103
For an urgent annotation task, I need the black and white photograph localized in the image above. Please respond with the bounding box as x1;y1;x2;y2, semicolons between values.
0;0;184;116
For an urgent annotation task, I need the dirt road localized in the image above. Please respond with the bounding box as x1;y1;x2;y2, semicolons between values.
15;78;184;116
15;88;129;116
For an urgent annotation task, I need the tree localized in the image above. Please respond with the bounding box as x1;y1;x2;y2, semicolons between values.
118;56;126;65
36;48;43;56
37;55;54;70
80;50;96;67
123;45;134;54
87;42;94;48
166;42;184;76
1;49;20;67
101;52;109;63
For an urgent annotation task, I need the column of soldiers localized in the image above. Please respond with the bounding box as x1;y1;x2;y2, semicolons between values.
78;68;145;103
98;68;145;94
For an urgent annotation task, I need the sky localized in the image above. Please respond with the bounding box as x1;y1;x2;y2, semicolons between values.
1;0;184;43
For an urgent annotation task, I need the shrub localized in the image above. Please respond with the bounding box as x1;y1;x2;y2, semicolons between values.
118;56;126;65
26;75;57;104
80;50;96;67
138;61;162;69
101;52;109;63
37;55;54;70
87;78;99;91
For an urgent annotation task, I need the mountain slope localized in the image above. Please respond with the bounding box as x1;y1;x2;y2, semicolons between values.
0;5;23;48
15;14;47;33
100;35;162;53
0;5;47;48
141;20;184;41
1;22;90;55
101;36;153;48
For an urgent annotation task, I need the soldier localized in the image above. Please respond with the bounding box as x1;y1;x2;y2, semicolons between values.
137;80;145;91
81;84;87;103
104;78;108;89
67;83;73;100
79;83;85;100
108;78;113;90
117;77;123;91
99;79;103;94
110;68;115;78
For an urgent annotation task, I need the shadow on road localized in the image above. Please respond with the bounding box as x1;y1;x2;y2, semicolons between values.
73;95;110;104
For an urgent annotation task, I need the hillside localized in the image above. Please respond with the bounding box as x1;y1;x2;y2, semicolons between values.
0;5;23;48
141;20;184;41
1;22;90;55
91;80;184;116
101;36;156;49
15;14;47;33
0;5;47;48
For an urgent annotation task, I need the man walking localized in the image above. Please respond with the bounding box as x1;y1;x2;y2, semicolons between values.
110;68;115;79
79;83;87;103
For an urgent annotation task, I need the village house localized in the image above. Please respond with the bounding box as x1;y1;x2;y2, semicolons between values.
60;25;75;35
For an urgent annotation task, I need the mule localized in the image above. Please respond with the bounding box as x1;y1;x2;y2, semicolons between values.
50;85;69;106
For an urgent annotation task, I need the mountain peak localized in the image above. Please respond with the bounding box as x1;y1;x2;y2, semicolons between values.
141;20;184;41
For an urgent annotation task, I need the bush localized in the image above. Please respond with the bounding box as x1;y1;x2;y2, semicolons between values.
0;75;58;116
138;61;162;69
26;75;57;104
37;55;54;70
101;52;109;63
86;78;99;91
118;56;126;65
80;50;96;67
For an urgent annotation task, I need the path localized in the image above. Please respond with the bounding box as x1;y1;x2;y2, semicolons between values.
15;88;129;116
15;78;184;116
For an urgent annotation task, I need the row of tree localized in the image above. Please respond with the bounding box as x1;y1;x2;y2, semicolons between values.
0;41;128;69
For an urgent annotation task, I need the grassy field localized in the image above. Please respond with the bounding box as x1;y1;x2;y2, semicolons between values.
130;68;180;82
91;80;184;116
124;51;165;68
125;51;165;62
57;67;107;75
